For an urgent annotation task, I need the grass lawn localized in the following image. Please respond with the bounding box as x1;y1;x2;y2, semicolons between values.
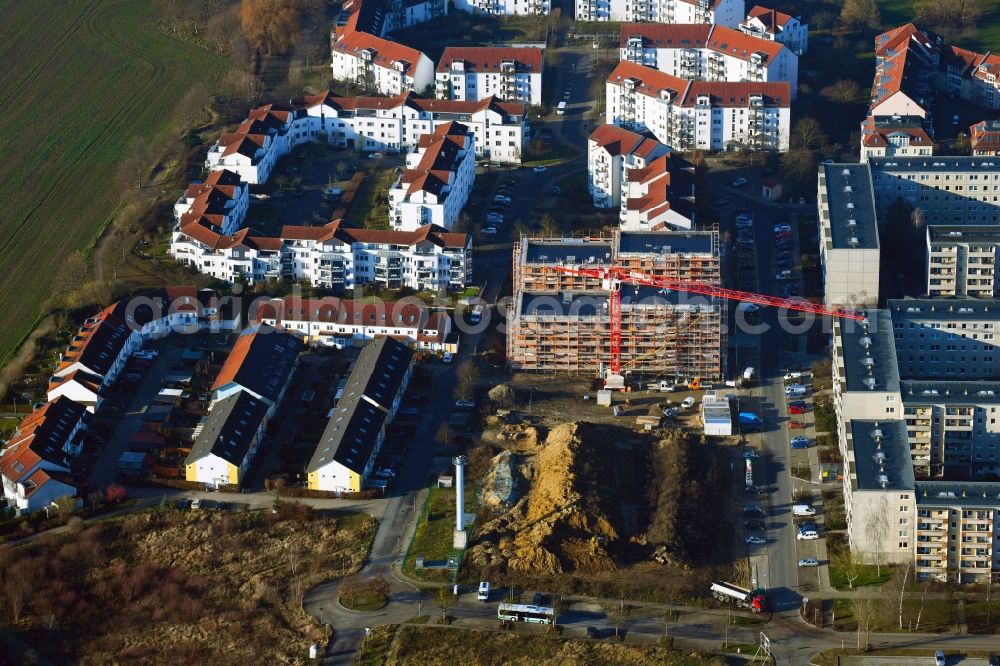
346;167;399;229
831;596;957;632
403;485;475;583
341;591;389;611
355;624;397;666
388;626;727;665
961;597;1000;634
829;563;894;590
0;0;232;365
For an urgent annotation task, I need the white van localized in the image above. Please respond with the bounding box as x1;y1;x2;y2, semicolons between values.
681;396;696;409
792;504;816;516
785;384;807;397
797;529;819;540
557;101;567;115
478;581;490;601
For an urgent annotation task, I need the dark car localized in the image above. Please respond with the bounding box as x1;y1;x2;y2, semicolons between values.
789;400;807;409
745;485;761;495
987;652;998;666
745;519;766;530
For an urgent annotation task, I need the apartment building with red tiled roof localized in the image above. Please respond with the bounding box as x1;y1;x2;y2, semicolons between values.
255;296;453;351
588;125;696;231
870;24;940;119
172;219;471;292
942;45;1000;110
740;4;807;55
860;115;934;163
620;22;799;99
435;47;544;105
576;0;744;27
388;123;476;231
605;61;791;151
0;397;85;514
970;119;1000;156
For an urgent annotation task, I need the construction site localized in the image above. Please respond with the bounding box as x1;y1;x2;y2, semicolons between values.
506;230;726;379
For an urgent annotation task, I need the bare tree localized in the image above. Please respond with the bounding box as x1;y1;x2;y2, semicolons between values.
367;575;391;600
865;493;890;576
288;539;303;576
850;595;879;649
455;361;479;401
831;545;863;589
914;579;932;629
887;560;912;629
840;0;879;29
488;384;516;407
338;576;361;605
435;586;455;621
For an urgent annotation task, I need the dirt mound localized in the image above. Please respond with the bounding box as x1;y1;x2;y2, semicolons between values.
469;423;619;575
489;423;541;454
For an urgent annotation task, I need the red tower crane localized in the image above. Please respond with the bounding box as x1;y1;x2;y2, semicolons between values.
551;265;866;377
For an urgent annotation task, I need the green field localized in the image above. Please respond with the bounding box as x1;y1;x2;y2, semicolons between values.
0;0;230;364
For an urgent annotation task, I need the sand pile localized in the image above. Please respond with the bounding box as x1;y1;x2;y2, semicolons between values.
469;423;618;575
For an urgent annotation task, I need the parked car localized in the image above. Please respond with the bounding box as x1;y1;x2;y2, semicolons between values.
442;352;453;363
790;436;810;449
743;502;764;515
191;499;202;510
745;485;761;495
797;530;819;540
798;558;819;567
773;224;791;232
788;420;807;429
494;195;511;204
732;177;747;187
549;185;561;195
789;404;806;415
775;270;793;281
482;227;497;235
454;399;476;409
987;652;998;666
742;448;760;459
935;651;946;666
745;535;766;545
533;166;547;173
745;520;766;531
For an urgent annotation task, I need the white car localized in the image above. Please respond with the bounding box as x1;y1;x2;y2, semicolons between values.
773;224;791;233
798;558;819;567
797;531;819;540
775;270;793;281
784;371;803;380
533;166;547;173
493;195;511;204
745;535;766;545
191;499;202;510
482;227;497;235
454;399;476;409
732;177;747;187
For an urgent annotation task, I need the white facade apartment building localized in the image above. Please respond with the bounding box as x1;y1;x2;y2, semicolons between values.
257;296;453;351
173;220;471;292
588;124;695;231
926;226;1000;298
739;5;807;55
204;104;310;184
331;31;434;97
576;0;744;27
606;60;790;152
620;23;798;100
942;45;1000;111
436;47;543;106
173;169;249;236
453;0;549;15
388;122;476;231
817;163;880;307
859;115;934;163
304;91;526;164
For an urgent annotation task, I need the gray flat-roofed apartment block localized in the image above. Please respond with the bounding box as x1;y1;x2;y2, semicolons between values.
869;156;1000;225
522;238;613;264
888;298;1000;380
847;419;915;491
900;380;1000;404
617;231;712;255
836;309;900;394
926;225;1000;298
818;163;880;306
916;481;1000;508
842;419;916;565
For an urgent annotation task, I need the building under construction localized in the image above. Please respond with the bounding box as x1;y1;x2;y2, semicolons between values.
508;229;725;378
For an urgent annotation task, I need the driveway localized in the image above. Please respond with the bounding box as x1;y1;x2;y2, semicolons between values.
88;344;185;489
